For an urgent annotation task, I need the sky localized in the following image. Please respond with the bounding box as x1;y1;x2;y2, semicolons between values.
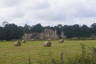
0;0;96;26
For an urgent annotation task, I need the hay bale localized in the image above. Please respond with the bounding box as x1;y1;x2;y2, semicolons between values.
22;40;26;43
59;39;64;43
14;40;21;46
92;47;96;56
43;41;52;47
31;39;35;41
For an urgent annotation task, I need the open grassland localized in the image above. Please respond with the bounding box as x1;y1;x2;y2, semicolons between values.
0;40;96;64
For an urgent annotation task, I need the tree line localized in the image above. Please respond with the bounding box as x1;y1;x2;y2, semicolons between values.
0;22;96;40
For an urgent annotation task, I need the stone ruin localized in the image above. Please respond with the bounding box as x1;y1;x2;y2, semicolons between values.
43;29;58;40
22;33;33;40
22;28;59;40
22;28;65;47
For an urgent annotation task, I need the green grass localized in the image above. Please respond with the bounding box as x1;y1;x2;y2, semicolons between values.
0;40;96;64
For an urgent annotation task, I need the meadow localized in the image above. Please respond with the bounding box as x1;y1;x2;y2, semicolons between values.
0;40;96;64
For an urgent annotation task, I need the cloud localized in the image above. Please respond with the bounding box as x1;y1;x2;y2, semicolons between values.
0;0;21;7
0;0;96;26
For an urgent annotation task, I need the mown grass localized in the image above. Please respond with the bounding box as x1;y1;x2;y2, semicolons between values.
0;40;96;64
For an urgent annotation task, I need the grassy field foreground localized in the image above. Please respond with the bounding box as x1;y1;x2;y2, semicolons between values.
0;40;96;64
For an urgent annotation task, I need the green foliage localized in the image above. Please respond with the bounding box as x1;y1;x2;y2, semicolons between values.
31;24;44;33
2;24;24;40
0;22;96;40
24;24;31;33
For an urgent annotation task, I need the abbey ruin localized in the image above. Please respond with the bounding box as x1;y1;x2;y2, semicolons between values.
22;28;64;40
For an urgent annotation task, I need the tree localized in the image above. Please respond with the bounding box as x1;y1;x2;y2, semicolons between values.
24;24;31;33
2;21;8;26
63;25;74;38
91;23;96;35
79;25;90;37
72;24;80;38
0;27;4;40
0;22;95;40
4;24;23;40
31;24;44;33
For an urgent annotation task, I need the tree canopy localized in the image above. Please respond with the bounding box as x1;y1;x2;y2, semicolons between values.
0;22;96;40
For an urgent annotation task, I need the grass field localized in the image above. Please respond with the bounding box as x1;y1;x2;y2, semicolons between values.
0;40;96;64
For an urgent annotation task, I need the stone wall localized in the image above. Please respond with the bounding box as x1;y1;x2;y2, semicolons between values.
22;29;59;40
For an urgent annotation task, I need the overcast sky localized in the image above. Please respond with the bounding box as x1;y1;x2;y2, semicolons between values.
0;0;96;26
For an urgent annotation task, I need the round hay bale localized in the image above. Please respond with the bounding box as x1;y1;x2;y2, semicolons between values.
43;41;52;47
92;47;96;56
59;39;64;43
22;40;26;43
31;39;35;41
14;40;21;46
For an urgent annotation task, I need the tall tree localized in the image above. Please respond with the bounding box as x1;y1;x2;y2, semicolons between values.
72;24;80;38
24;24;31;33
79;25;90;37
0;27;4;40
4;24;23;40
31;24;44;33
91;23;96;36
